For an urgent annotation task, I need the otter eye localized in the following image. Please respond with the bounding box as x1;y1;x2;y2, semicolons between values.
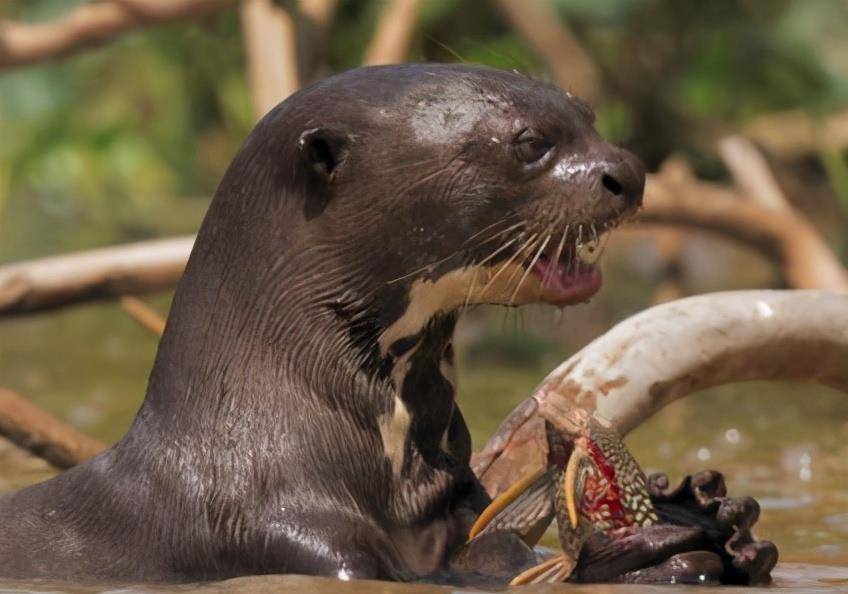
513;128;553;164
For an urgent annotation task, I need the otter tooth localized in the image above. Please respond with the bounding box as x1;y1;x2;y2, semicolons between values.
576;238;601;265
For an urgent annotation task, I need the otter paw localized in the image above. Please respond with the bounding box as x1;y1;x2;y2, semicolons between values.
647;469;778;585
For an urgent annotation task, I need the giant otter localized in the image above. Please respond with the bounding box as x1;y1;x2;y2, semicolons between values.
0;64;645;582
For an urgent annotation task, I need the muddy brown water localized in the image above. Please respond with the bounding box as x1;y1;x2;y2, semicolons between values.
1;303;846;592
1;218;846;591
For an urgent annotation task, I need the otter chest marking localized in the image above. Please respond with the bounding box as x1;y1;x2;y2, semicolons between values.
378;332;458;476
379;396;412;476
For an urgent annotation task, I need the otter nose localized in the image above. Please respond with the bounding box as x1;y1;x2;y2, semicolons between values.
600;150;645;208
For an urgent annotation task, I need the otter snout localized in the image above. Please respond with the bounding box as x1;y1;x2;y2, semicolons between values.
599;149;645;210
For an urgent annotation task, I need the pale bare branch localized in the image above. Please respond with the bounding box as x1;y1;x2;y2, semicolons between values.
532;290;848;436
362;0;423;66
742;107;848;157
119;295;166;336
299;0;338;28
641;159;848;291
0;236;194;317
492;0;601;104
240;0;301;118
717;135;790;211
476;291;848;493
0;0;234;70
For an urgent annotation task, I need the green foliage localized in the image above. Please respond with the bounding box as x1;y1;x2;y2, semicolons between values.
0;0;846;261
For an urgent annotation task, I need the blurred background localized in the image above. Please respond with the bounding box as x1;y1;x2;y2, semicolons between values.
0;0;847;570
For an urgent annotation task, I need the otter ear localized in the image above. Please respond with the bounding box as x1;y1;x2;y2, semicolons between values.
298;128;349;182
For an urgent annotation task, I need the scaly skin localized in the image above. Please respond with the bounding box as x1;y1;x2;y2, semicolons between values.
470;408;658;584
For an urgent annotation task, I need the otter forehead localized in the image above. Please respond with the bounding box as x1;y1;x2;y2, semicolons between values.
298;63;593;147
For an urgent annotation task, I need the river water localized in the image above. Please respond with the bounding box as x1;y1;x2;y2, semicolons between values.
0;217;846;591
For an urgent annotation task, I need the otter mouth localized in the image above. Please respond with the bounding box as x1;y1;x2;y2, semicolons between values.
529;235;604;306
520;225;610;307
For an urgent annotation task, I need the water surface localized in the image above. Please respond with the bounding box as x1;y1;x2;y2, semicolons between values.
1;211;846;590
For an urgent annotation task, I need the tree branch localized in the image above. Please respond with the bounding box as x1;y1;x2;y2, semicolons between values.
119;295;166;336
0;0;235;70
240;0;301;118
362;0;423;66
0;236;194;317
3;154;847;318
717;135;789;211
641;159;848;291
0;388;106;469
742;107;848;158
299;0;338;29
538;290;848;435
492;0;601;104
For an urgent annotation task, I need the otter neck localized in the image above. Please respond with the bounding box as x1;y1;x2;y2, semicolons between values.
136;236;462;472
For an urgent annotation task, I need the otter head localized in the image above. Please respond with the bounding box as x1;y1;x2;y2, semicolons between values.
161;63;644;417
275;65;644;358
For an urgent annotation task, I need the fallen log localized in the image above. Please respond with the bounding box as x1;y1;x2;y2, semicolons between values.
0;236;194;316
475;290;848;494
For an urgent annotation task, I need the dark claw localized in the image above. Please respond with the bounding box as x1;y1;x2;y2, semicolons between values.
726;529;779;585
648;470;777;585
692;469;728;501
717;496;760;532
464;458;777;586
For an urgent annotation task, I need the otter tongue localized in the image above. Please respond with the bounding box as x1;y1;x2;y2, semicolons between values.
535;250;594;291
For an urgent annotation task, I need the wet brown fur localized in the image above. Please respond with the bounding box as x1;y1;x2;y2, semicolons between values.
0;64;642;583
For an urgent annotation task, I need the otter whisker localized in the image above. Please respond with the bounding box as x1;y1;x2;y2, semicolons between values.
502;231;547;289
541;225;569;293
475;234;521;267
386;216;521;285
459;225;528;310
509;233;550;305
463;217;520;249
501;233;545;290
461;266;480;314
469;221;526;253
479;232;538;298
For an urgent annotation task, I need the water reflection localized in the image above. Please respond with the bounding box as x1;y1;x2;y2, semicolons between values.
0;564;847;593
